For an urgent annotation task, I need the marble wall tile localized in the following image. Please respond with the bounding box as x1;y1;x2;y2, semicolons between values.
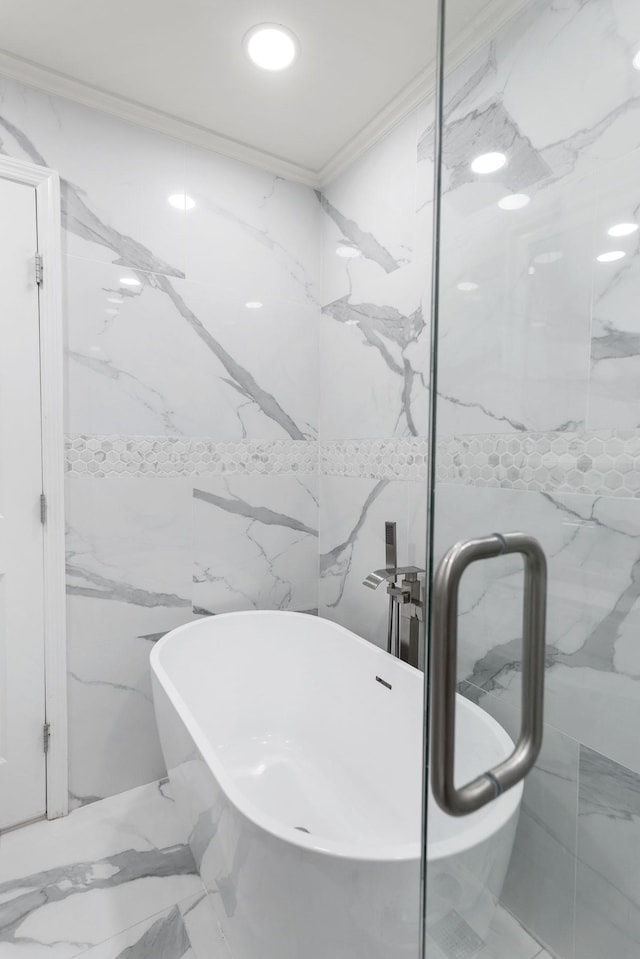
460;685;578;958
319;474;425;647
0;77;187;277
320;112;419;307
65;479;193;805
2;68;322;810
588;147;640;430
185;143;320;306
319;109;430;441
421;0;640;438
575;746;640;959
433;484;640;776
433;138;595;437
193;473;318;616
65;257;318;439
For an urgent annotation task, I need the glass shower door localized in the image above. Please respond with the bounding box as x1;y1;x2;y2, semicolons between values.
423;1;640;958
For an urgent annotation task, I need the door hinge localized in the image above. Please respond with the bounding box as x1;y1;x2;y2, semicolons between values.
40;492;47;525
43;722;51;754
35;252;43;286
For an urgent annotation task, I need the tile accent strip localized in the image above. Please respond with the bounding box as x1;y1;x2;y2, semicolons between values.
65;435;318;478
320;438;430;481
66;430;640;497
437;429;640;498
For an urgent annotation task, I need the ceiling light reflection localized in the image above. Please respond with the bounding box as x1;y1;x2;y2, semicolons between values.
498;193;530;210
457;281;479;292
245;301;263;309
336;244;361;259
597;251;626;262
608;222;638;237
120;277;141;286
471;152;506;174
168;193;195;211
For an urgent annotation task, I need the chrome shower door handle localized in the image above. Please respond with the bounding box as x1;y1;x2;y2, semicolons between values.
431;532;547;817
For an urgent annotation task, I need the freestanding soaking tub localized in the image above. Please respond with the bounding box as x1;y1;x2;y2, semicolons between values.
151;611;522;959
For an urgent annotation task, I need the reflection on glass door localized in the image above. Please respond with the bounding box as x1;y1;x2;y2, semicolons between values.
423;1;640;958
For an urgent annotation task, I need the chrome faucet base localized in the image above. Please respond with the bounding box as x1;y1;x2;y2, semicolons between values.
363;524;425;668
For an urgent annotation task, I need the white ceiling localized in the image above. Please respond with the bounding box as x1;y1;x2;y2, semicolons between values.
0;0;513;183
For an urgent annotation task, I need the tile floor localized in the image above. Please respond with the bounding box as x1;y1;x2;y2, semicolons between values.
0;780;226;959
0;780;552;959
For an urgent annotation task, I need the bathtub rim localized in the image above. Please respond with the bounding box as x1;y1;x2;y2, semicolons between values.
151;610;523;864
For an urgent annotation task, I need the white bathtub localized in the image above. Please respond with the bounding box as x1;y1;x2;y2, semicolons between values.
150;611;522;959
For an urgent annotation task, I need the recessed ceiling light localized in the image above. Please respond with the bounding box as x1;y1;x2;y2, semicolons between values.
457;281;479;292
498;193;530;210
597;250;626;262
608;222;638;237
168;193;195;211
336;243;361;259
633;49;640;71
245;301;263;309
471;152;507;174
120;277;141;286
244;24;299;71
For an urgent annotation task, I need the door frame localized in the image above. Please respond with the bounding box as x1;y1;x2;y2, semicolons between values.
0;154;67;819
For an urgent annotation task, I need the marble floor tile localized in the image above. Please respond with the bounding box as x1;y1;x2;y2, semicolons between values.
72;903;194;959
481;907;547;959
0;781;203;958
425;903;545;959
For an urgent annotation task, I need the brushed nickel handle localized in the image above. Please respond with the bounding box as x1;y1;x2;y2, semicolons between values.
431;532;547;816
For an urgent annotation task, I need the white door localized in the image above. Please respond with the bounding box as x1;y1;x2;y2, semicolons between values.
0;177;46;828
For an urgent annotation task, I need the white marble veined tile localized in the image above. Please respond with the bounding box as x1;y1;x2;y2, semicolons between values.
575;746;640;959
193;473;318;616
434;155;595;436
65;257;319;440
179;893;229;959
588;147;640;430
73;902;194;959
66;479;192;605
437;1;640;200
320;110;419;308
433;484;640;777
319;475;424;647
319;264;430;440
184;143;320;305
417;0;640;437
0;76;187;277
460;685;578;958
480;906;546;959
425;902;545;959
0;782;202;958
65;480;193;805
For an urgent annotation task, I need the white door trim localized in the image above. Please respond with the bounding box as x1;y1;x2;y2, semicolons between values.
0;154;67;819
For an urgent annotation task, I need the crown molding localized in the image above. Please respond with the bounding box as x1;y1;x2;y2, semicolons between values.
0;0;530;192
0;49;322;187
318;0;530;186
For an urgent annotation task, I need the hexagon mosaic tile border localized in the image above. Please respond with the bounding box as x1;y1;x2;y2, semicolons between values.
437;430;640;498
65;435;318;477
320;438;430;481
66;431;640;497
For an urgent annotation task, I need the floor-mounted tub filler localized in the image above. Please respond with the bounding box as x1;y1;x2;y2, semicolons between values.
150;611;522;959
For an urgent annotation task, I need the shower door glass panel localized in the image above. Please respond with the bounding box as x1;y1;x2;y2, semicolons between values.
424;1;640;958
